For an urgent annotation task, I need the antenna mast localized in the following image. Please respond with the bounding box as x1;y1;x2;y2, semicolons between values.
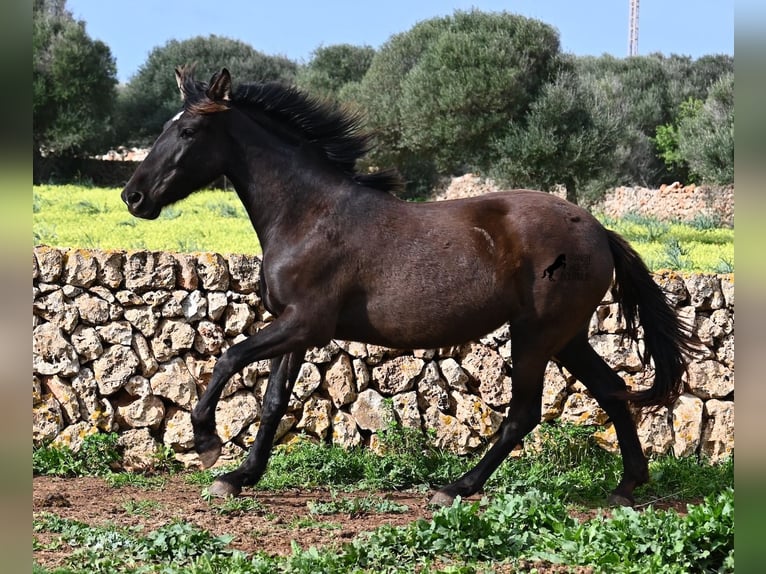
628;0;639;56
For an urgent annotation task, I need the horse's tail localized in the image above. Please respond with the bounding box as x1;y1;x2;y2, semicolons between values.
607;229;696;409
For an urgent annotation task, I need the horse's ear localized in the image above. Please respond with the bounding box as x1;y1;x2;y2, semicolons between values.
207;68;232;102
175;66;190;101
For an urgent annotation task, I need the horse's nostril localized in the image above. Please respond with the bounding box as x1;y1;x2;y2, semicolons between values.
126;191;143;207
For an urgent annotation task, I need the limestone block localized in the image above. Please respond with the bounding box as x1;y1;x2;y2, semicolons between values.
163;407;195;451
589;334;643;372
452;391;502;437
223;302;255;336
62;249;99;287
43;375;80;424
593;424;620;454
373;356;425;395
292;362;322;401
685;274;725;310
700;399;734;463
335;340;369;359
207;291;229;321
34;245;63;282
182;290;208;322
125;251;176;292
719;275;734;308
331;410;363;448
305;342;339;364
195;252;230;290
541;363;569;421
226;253;260;293
73;293;110;325
685;360;733;399
160;290;188;318
637;407;673;456
33;322;80;376
33;394;64;444
560;392;609;426
352;358;370;392
323;353;357;407
123;306;158;337
716;334;734;368
119;428;161;471
416;363;451;412
93;344;139;395
194;320;225;355
150;357;198;409
392;391;421;429
33;289;79;333
132;333;159;377
422;406;479;454
350;388;393;432
173;253;199;290
460;343;512;407
71;368;115;431
240;414;296;449
653;271;689;306
70;325;103;362
671;393;704;457
117;394;165;430
296;396;332;440
97;320;133;346
52;421;99;452
438;358;469;390
124;375;152;397
151;319;196;361
94;250;124;289
216;391;261;442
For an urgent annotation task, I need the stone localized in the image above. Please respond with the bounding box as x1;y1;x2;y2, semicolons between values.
124;251;176;292
132;333;159;377
637;407;673;456
182;290;208;322
719;275;734;308
34;246;64;282
97;320;133;346
700;399;734;463
73;293;110;325
352;358;370;392
196;252;230;290
593;424;620;454
541;363;569;421
160;290;187;318
33;376;43;406
323;353;357;407
123;306;159;338
671;393;704;457
416;362;451;412
653;271;689;306
71;368;115;431
117;394;165;430
331;411;362;448
305;342;339;364
119;428;161;472
589;334;643;372
216;391;261;442
716;334;734;368
207;292;228;321
350;388;393;432
52;422;99;452
226;253;260;293
559;392;609;426
292;362;322;401
70;325;103;362
335;340;369;359
151;319;196;361
194;320;225;355
240;414;296;448
684;274;724;310
173;253;199;290
116;290;145;306
33;289;79;333
163;407;196;451
150;357;198;409
460;343;512;407
33;322;80;376
62;249;98;287
595;303;625;333
685;360;733;399
124;375;153;397
709;309;733;340
224;302;255;336
452;391;502;437
296;396;332;440
33;394;64;444
43;375;80;424
392;391;421;429
94;250;124;289
93;344;139;395
422;406;479;454
372;356;425;395
438;358;469;390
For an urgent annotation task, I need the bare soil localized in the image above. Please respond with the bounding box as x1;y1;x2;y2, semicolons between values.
33;475;692;571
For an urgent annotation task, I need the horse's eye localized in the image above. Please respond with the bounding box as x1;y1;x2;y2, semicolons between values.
180;127;195;139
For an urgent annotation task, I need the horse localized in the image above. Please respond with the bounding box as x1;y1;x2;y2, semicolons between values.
122;67;694;508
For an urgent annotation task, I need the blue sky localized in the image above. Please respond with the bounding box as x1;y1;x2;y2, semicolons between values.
66;0;734;84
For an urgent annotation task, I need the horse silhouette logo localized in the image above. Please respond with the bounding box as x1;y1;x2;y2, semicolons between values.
542;254;567;281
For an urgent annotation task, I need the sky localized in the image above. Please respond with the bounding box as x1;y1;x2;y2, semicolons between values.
66;0;735;84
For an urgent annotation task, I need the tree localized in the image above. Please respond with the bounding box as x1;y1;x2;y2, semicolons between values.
33;0;117;157
114;35;298;146
490;71;622;205
350;10;562;197
677;73;734;185
296;44;375;99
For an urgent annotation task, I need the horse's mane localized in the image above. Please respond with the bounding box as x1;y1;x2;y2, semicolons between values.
179;68;404;193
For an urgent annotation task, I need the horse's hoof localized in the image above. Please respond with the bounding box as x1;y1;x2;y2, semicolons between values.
196;437;222;469
429;490;456;508
208;478;242;499
607;493;635;507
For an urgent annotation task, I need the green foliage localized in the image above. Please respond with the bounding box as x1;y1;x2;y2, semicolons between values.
114;35;297;146
678;74;734;185
33;0;118;157
33;432;120;477
308;494;409;517
296;44;376;99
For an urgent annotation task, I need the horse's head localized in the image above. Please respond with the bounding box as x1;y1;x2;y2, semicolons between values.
121;67;233;219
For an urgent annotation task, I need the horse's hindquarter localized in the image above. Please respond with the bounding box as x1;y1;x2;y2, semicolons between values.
335;190;614;349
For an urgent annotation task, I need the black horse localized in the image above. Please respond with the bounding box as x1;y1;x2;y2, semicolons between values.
122;67;694;507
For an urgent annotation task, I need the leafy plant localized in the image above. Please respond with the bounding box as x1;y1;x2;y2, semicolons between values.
33;432;120;477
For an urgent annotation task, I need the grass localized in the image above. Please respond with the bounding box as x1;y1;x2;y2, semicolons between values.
33;185;733;272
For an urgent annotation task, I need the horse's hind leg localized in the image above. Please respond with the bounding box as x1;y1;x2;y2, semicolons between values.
430;344;549;507
208;350;305;498
555;332;648;506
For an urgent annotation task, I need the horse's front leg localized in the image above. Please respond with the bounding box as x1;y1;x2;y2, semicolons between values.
191;308;318;479
206;351;305;498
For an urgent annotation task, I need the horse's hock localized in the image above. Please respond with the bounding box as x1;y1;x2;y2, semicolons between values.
32;246;734;469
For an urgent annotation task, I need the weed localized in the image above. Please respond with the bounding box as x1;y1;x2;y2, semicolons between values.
122;498;161;517
715;256;734;273
660;238;692;270
211;496;265;516
207;200;243;218
33;433;120;477
688;212;723;230
159;206;182;220
72;200;106;215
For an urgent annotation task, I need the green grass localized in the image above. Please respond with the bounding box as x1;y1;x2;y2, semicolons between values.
33;185;733;272
33;185;260;255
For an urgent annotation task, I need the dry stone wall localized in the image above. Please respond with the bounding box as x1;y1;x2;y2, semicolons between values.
32;246;734;470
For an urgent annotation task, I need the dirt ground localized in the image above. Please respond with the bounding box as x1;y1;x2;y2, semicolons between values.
33;475;691;571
